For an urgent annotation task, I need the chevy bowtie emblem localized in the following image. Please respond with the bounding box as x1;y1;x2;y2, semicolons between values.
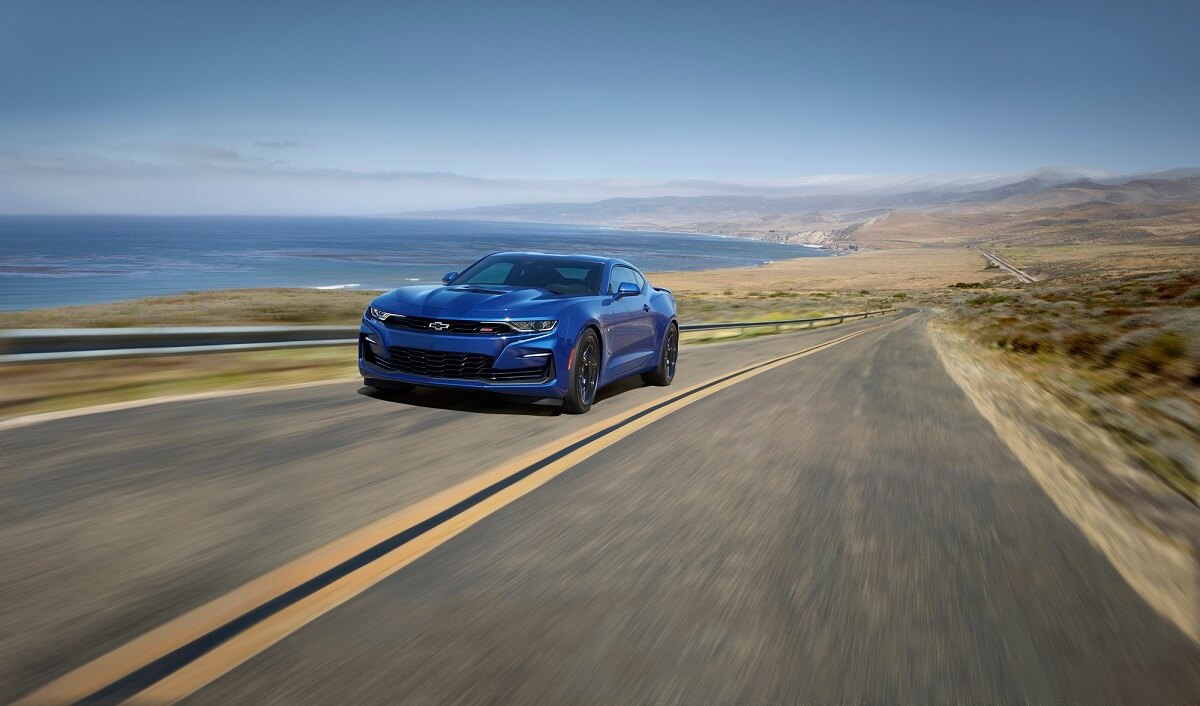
429;321;450;331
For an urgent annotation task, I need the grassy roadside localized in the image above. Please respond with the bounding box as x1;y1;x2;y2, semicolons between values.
0;289;373;418
929;322;1200;642
0;288;380;328
935;260;1200;503
7;242;1198;475
0;348;359;420
0;283;905;419
0;285;901;329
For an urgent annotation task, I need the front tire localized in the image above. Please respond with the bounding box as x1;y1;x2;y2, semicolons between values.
642;323;678;386
562;329;601;414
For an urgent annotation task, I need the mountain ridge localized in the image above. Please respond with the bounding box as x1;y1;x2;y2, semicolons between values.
397;171;1200;251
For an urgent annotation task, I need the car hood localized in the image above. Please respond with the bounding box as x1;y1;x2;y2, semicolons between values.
372;284;571;319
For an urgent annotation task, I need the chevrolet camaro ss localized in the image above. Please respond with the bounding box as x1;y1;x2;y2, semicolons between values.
359;252;679;413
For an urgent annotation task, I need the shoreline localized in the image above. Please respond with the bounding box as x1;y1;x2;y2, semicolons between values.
0;252;957;327
383;214;844;250
0;244;838;319
0;243;984;326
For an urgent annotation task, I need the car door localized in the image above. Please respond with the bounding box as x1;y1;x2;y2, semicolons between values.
623;267;657;364
606;265;655;374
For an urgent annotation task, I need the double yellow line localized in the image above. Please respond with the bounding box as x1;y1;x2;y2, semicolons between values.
18;321;890;705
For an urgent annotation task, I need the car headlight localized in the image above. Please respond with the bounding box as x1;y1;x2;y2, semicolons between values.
368;306;401;322
508;320;557;332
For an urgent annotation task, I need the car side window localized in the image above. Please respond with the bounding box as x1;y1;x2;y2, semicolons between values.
608;266;642;295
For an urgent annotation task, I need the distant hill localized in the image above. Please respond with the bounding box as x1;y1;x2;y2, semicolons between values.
952;176;1076;203
991;177;1200;210
400;170;1200;250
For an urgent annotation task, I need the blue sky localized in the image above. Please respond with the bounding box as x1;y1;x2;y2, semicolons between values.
1;0;1197;212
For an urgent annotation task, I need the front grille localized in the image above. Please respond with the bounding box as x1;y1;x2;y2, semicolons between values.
381;314;515;335
374;346;550;382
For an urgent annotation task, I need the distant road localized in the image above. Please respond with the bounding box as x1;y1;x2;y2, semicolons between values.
4;312;1196;704
977;247;1038;283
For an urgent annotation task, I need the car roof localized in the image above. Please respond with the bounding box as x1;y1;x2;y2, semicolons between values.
485;252;635;268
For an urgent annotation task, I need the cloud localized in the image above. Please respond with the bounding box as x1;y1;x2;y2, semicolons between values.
254;140;301;149
167;142;243;163
104;139;249;166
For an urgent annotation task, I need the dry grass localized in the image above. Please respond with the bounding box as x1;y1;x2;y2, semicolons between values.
0;278;903;419
931;324;1200;639
0;347;358;419
0;270;886;419
653;246;987;296
0;288;379;328
990;243;1200;279
677;290;894;325
0;290;374;418
5;241;1197;452
943;264;1200;502
0;253;953;331
850;201;1200;250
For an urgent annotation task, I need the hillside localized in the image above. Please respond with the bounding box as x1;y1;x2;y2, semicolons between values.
404;171;1200;250
988;177;1200;210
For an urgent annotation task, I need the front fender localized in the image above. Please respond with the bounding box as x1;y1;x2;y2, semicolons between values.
544;300;610;382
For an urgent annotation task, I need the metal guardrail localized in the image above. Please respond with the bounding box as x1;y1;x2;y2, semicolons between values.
679;309;896;333
0;326;359;364
0;309;897;364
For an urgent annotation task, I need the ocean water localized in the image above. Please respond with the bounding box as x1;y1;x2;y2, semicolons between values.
0;216;828;311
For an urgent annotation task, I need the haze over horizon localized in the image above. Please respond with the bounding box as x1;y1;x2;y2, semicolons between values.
2;0;1197;214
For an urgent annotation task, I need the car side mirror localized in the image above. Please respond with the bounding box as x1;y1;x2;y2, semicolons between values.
442;271;458;284
615;281;641;299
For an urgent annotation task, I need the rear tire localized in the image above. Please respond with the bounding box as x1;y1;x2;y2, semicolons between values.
562;329;601;414
642;323;678;386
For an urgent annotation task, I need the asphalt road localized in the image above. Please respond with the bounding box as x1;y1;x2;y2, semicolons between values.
3;311;1197;703
976;247;1037;284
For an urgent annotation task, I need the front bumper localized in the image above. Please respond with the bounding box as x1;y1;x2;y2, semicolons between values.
358;319;568;397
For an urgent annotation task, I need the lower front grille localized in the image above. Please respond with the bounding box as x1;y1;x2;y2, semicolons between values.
373;345;550;382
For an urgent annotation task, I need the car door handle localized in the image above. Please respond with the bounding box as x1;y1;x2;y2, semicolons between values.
642;304;651;312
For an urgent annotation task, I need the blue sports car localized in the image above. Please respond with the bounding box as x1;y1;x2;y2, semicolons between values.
360;252;679;413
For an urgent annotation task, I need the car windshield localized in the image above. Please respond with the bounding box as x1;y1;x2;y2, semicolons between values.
454;255;604;295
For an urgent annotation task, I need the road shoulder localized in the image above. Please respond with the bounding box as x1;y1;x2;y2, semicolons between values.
930;322;1199;642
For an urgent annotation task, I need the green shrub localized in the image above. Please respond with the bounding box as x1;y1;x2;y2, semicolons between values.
1118;331;1187;374
1153;331;1187;359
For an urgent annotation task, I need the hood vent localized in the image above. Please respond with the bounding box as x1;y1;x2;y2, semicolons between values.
451;286;510;295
